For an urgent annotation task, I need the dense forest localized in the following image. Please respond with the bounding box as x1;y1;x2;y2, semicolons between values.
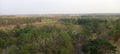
0;15;120;54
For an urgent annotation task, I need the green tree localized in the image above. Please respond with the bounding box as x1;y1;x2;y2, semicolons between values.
82;38;116;54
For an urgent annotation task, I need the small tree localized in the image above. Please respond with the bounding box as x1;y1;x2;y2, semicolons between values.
0;30;7;39
81;38;116;54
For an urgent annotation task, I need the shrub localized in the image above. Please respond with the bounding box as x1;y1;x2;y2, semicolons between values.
82;38;116;54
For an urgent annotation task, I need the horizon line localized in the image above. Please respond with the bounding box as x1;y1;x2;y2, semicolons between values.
0;13;120;16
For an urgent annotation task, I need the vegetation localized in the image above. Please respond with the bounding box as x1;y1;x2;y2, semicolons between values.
82;38;116;54
0;17;41;26
0;15;120;54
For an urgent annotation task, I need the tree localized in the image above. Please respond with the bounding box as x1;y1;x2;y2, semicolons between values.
0;30;7;39
81;38;116;54
112;19;120;42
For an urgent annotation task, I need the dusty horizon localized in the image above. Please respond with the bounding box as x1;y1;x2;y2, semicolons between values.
0;0;120;15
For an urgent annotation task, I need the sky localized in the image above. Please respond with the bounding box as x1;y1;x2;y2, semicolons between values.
0;0;120;15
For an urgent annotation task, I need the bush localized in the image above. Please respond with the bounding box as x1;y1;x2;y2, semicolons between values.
82;38;116;54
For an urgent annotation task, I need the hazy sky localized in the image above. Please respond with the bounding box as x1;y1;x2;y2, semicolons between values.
0;0;120;15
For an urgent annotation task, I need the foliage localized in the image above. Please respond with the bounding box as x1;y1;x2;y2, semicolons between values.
81;38;117;54
0;16;120;54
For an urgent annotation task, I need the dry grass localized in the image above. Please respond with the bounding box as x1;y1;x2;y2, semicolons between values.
0;21;58;30
116;40;120;54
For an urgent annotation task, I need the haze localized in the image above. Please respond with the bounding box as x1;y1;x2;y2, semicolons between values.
0;0;120;15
